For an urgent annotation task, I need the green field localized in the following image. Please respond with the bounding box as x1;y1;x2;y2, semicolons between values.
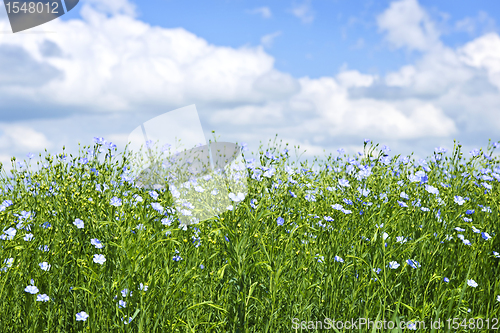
0;137;499;332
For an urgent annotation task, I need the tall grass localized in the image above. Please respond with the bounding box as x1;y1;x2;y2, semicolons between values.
0;137;499;332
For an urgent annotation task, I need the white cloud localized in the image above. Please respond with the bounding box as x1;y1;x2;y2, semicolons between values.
247;6;272;19
260;31;282;48
385;65;417;87
455;11;497;36
336;70;376;88
287;77;457;140
0;4;293;112
376;0;441;51
380;44;475;97
289;0;315;24
0;0;498;167
458;33;500;90
0;125;52;151
82;0;137;17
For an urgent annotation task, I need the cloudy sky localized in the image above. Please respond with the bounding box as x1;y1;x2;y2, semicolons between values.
0;0;499;171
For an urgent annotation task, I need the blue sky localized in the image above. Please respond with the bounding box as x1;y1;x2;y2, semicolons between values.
0;0;499;170
58;0;499;78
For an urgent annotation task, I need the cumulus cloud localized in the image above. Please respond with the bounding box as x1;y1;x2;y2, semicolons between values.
0;0;498;168
457;33;500;90
0;125;52;151
0;5;290;113
377;0;441;51
336;70;376;88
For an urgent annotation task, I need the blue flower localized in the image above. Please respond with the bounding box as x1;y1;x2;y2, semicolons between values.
482;232;491;240
397;201;408;208
41;221;51;229
172;255;183;262
151;202;164;213
455;227;465;232
469;149;480;157
388;261;400;269
23;233;34;241
343;198;353;205
139;283;148;291
93;254;106;265
467;279;478;288
396;236;408;244
76;311;89;321
249;199;258;209
444;277;449;283
118;300;126;308
305;194;316;202
471;226;480;233
465;209;475;215
229;192;245;203
406;259;421;269
25;285;39;294
2;258;14;271
289;190;297;198
39;262;51;271
338;179;350;187
36;294;49;302
399;192;409;200
454;195;465;205
110;197;122;207
93;137;105;144
331;204;344;211
149;191;159;200
334;255;344;263
483;182;492;190
91;238;104;249
263;167;275;178
73;218;84;229
4;227;16;240
277;217;284;226
407;322;417;330
38;245;49;252
425;185;439;195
